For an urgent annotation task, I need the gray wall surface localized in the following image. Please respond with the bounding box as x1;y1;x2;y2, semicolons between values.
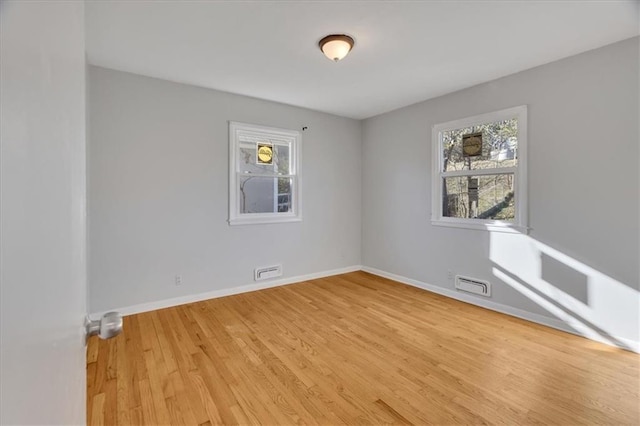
88;66;362;313
362;37;639;346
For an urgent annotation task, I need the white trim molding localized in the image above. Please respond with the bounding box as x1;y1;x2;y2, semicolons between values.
229;121;302;226
89;265;361;319
431;105;528;233
90;264;638;354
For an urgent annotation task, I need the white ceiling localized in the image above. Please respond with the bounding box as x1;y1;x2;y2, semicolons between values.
86;0;639;119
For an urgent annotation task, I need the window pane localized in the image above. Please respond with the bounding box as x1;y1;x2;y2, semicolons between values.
239;176;292;214
442;118;518;172
238;140;291;175
443;174;515;221
275;144;291;175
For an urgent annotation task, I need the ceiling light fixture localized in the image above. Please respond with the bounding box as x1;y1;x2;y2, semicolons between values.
319;34;354;62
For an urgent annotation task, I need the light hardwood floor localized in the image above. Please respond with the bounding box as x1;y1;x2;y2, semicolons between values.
87;271;639;425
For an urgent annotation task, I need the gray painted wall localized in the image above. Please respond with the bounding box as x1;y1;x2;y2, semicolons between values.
362;37;639;346
88;66;362;313
1;1;87;423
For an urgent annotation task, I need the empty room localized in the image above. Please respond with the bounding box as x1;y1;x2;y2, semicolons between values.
1;0;639;425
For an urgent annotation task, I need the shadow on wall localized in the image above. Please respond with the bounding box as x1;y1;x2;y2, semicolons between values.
489;232;639;352
541;253;589;305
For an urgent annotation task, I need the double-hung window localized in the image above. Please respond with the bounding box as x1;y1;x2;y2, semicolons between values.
431;106;527;232
229;122;301;225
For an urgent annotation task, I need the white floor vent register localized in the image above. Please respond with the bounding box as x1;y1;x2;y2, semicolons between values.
254;264;283;281
455;275;491;297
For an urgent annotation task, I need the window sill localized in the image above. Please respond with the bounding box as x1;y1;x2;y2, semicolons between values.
229;214;302;226
431;219;529;234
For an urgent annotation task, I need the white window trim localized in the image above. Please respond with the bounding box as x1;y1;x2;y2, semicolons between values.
431;105;528;233
229;121;302;226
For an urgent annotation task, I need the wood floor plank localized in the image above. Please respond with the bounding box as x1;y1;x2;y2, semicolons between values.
142;349;172;424
90;393;105;426
87;271;640;425
115;330;131;425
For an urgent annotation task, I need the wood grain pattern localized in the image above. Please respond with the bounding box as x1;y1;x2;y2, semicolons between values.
87;271;640;425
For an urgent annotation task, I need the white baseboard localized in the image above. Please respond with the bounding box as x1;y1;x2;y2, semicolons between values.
361;266;639;353
90;265;362;319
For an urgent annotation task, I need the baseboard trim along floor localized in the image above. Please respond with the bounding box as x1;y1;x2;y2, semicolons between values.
90;264;639;353
90;265;362;319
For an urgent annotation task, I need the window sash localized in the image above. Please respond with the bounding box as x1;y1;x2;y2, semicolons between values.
441;173;516;221
236;176;298;216
237;141;295;176
440;167;516;178
237;172;296;179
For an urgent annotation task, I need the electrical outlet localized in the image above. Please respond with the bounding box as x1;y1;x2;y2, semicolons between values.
447;270;454;280
175;275;182;286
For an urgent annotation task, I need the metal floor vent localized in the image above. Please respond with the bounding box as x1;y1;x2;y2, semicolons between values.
254;264;282;281
455;275;491;297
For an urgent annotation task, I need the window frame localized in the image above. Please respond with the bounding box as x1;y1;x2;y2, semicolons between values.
431;105;528;233
229;121;302;226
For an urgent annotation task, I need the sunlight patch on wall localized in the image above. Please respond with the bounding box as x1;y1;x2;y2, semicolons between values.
490;232;639;351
